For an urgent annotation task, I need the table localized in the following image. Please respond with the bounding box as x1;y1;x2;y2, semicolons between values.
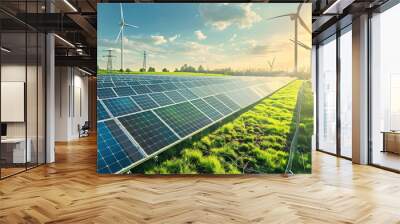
1;138;31;163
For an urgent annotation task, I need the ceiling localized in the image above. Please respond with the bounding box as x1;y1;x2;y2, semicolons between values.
0;0;97;73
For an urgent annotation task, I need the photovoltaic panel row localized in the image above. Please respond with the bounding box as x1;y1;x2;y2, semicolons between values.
118;111;179;155
215;94;241;111
191;98;223;121
203;96;233;116
149;92;174;106
102;97;141;117
164;91;186;103
97;120;143;173
98;88;116;99
131;94;159;110
113;86;136;97
97;102;110;120
226;88;260;108
98;74;295;173
131;85;152;94
154;102;212;138
178;88;198;100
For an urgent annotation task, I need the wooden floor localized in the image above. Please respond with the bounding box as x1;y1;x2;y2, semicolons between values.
1;136;400;224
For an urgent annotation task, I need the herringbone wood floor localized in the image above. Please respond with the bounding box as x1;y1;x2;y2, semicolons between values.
1;135;400;224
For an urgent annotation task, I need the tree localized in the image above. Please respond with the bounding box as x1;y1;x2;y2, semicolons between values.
139;68;146;72
119;68;124;72
125;68;131;72
148;67;156;72
174;68;179;72
162;68;169;72
198;65;205;73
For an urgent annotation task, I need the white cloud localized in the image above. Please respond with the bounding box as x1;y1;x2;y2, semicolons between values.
199;3;261;31
151;35;167;45
229;34;237;42
169;34;180;42
194;30;207;40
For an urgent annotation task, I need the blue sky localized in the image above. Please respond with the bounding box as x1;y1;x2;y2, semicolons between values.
98;3;311;72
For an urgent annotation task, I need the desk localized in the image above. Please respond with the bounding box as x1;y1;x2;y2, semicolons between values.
382;131;400;154
1;138;31;163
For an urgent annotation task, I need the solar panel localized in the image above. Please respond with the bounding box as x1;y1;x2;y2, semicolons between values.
191;99;223;121
131;94;159;110
102;82;115;88
113;86;136;97
178;88;198;100
102;97;141;117
215;94;241;111
154;102;212;138
98;88;117;99
127;81;141;86
97;101;110;120
172;82;186;89
138;80;149;85
160;82;178;91
97;74;295;173
164;90;186;103
98;120;135;173
131;85;152;94
113;81;128;87
227;88;259;107
118;111;179;155
203;96;232;115
149;92;174;106
147;84;165;92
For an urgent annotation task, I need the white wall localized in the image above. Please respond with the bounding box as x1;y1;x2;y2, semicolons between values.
54;67;89;141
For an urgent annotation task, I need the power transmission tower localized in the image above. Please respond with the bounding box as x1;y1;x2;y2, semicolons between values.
103;49;115;72
142;51;147;71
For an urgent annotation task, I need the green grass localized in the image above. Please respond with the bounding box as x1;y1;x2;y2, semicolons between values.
132;80;313;174
97;69;227;77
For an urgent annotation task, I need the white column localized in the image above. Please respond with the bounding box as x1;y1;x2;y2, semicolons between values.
46;33;55;163
352;14;369;164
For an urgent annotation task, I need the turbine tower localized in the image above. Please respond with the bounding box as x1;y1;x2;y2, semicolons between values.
115;3;138;71
266;4;311;74
143;51;147;71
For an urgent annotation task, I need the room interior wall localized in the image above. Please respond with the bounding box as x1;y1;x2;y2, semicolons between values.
54;66;88;141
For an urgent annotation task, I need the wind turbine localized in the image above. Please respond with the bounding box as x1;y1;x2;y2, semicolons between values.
268;56;276;72
266;4;311;74
115;3;138;71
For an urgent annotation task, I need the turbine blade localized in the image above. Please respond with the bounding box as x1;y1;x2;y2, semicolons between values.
115;27;122;42
297;16;312;34
290;39;311;50
125;23;139;28
265;14;293;21
120;3;124;23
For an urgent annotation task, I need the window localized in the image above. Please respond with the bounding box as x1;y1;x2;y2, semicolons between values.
370;3;400;171
339;27;352;158
317;35;337;154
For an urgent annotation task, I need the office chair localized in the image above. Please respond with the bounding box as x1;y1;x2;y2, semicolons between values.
79;121;90;138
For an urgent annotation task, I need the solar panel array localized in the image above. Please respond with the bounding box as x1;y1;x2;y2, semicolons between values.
97;74;294;173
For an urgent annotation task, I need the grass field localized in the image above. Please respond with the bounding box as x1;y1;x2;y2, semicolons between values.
97;70;227;77
132;80;313;174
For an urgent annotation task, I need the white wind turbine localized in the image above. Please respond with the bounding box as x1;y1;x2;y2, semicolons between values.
115;3;138;71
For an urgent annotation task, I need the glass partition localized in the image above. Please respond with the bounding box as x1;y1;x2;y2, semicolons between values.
0;1;46;179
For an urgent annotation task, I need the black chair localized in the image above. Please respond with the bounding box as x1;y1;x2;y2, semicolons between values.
79;121;90;138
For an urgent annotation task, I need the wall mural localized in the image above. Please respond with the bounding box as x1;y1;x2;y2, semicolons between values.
97;3;313;174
